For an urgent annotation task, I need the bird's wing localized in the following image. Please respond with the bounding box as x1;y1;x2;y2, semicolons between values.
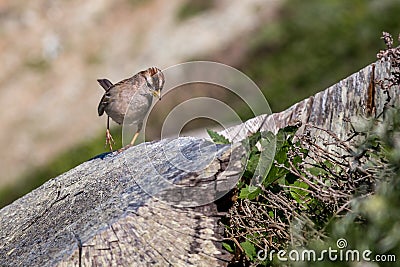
97;79;114;116
97;93;109;116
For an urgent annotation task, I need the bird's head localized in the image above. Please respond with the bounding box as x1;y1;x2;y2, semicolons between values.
142;67;165;100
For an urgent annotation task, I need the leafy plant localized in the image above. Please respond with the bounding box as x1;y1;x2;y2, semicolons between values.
206;129;230;144
218;121;380;265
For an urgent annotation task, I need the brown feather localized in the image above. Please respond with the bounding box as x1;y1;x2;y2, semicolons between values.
97;79;113;91
97;94;107;116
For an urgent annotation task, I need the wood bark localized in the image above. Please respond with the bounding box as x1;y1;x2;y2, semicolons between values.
222;60;398;153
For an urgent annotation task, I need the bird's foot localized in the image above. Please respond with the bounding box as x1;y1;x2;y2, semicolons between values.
117;144;133;153
105;129;115;151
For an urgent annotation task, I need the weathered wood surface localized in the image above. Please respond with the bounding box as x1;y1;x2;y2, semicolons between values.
221;60;398;143
0;138;243;266
1;58;399;266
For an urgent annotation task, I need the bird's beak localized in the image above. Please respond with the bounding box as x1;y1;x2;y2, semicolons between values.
153;90;161;100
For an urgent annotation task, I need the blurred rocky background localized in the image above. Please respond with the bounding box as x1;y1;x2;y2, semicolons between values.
1;0;399;207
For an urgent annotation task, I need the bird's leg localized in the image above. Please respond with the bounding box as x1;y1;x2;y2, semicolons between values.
117;123;143;153
130;122;143;146
106;129;114;151
130;132;140;146
105;116;115;151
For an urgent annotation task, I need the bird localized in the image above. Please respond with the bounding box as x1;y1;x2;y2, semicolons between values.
97;67;165;151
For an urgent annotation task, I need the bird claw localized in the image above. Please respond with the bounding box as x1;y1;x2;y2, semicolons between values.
105;129;115;151
117;144;133;153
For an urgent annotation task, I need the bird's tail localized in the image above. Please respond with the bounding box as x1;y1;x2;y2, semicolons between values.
97;79;113;91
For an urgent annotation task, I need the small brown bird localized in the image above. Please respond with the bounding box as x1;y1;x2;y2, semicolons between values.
97;67;165;151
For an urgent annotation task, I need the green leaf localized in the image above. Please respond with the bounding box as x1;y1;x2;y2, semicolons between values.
239;185;261;200
308;166;328;176
241;132;261;159
275;124;300;151
240;240;256;260
263;147;290;186
290;180;310;207
246;153;260;174
261;126;301;187
222;242;235;253
279;124;300;138
253;131;276;185
206;129;230;144
274;141;290;165
247;131;262;148
283;172;297;185
268;210;274;218
324;179;332;187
